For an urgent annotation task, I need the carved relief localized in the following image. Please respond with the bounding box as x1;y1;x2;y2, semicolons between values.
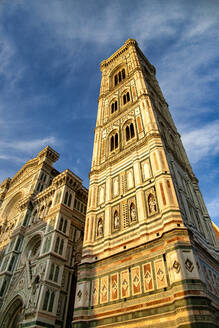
98;185;105;205
112;176;119;198
127;169;134;190
141;160;151;181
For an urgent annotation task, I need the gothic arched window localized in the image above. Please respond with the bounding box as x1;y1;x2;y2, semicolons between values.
111;100;118;114
54;266;59;282
43;290;50;310
123;91;130;105
55;237;60;253
125;122;135;141
64;191;68;205
110;132;119;152
114;68;126;87
63;219;67;233
48;292;55;312
49;263;55;280
68;194;72;207
59;217;64;231
59;239;64;255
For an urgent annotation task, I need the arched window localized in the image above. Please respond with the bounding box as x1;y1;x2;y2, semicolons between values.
111;100;118;114
115;133;118;149
114;68;126;87
15;237;21;251
122;68;125;79
54;266;59;282
130;123;134;138
126;126;130;141
49;263;55;280
110;133;119;152
110;135;114;151
59;217;64;231
0;280;7;297
125;123;135;142
8;256;15;271
123;91;130;105
43;290;50;310
48;291;55;312
64;191;68;205
114;74;118;86
63;219;67;233
68;194;72;207
55;237;60;253
59;239;64;255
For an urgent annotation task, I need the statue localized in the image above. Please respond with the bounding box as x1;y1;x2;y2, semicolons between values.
114;211;120;229
148;194;157;214
97;218;103;236
130;203;136;221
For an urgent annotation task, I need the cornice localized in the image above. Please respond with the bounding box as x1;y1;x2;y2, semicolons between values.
53;169;82;191
10;158;38;187
100;39;137;71
90;132;160;177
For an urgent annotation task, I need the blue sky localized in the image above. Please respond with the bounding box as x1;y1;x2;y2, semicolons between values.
0;0;219;225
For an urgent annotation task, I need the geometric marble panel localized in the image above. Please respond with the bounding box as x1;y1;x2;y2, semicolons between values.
120;270;130;298
142;262;154;292
154;259;167;289
131;266;141;295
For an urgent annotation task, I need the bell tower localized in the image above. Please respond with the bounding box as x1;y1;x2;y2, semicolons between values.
73;39;219;328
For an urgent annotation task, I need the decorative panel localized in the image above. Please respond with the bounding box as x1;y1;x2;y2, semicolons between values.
100;276;108;304
110;273;119;301
131;266;142;295
127;168;134;190
120;269;130;298
142;262;154;292
112;176;119;198
154;259;167;289
141;160;152;181
91;278;99;306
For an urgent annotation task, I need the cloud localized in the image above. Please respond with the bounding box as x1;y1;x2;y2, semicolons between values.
181;121;219;163
0;137;58;164
207;196;219;224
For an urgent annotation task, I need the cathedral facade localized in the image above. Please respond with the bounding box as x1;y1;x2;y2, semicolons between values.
72;39;219;327
0;146;88;327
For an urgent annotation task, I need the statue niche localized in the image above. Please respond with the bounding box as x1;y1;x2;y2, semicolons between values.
97;217;103;237
113;210;120;230
148;193;157;215
130;202;136;222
